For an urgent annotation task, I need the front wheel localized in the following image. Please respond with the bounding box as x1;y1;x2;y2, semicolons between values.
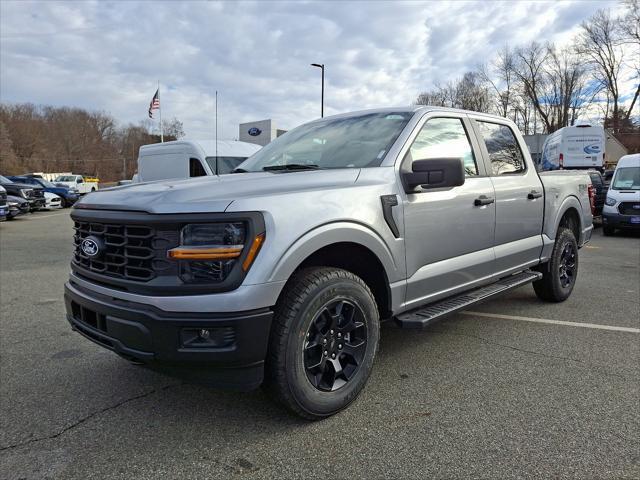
533;227;578;302
264;267;380;419
602;225;615;236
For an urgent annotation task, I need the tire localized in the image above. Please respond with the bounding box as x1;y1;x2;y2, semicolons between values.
603;226;615;236
264;267;380;420
91;187;96;192
533;227;578;302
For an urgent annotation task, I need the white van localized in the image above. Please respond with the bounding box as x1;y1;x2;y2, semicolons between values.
136;140;261;182
602;153;640;235
540;124;606;172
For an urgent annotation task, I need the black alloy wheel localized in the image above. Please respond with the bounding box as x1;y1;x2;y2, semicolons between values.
558;243;576;289
265;267;380;419
303;299;367;392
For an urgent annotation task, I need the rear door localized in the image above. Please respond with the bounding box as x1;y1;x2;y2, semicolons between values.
401;113;496;309
471;118;544;276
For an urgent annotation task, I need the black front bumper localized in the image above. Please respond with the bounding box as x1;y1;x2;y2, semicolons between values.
64;282;273;390
602;212;640;230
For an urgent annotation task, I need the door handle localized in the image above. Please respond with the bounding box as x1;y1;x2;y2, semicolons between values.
474;195;495;206
528;190;543;199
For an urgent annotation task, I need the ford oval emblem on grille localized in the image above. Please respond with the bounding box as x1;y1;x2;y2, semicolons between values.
248;127;262;136
81;236;101;257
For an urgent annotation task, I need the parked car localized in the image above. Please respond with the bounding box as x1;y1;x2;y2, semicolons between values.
6;195;30;219
602;153;640;235
65;106;593;419
0;175;45;211
9;175;79;207
42;192;62;210
587;170;607;217
136;140;261;182
54;175;99;194
0;186;7;221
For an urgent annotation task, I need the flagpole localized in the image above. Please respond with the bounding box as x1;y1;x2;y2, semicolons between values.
158;80;164;143
215;90;218;158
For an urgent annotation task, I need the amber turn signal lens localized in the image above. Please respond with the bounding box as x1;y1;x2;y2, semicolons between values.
168;246;243;260
242;233;265;271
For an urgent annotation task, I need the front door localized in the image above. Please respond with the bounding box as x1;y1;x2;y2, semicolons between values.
401;115;496;310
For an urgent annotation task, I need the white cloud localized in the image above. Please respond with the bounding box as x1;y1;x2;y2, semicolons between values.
0;0;632;139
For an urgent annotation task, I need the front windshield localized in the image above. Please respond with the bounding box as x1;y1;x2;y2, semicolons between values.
0;175;12;184
56;176;75;182
238;112;413;172
39;179;56;188
611;167;640;190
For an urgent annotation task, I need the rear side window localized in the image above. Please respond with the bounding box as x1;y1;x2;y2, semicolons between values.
406;117;478;176
476;121;526;175
189;158;207;177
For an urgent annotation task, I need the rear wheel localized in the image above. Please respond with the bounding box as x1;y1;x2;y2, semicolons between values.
264;267;379;419
602;225;615;236
533;227;578;302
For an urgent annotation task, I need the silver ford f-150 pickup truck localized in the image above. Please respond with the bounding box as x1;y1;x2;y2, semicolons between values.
65;107;593;419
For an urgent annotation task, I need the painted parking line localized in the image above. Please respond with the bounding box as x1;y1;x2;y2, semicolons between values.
462;311;640;334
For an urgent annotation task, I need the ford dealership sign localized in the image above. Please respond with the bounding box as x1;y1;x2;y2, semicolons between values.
248;127;262;136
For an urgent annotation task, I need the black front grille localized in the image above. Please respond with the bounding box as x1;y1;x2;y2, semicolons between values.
0;192;6;204
73;221;159;281
618;202;640;215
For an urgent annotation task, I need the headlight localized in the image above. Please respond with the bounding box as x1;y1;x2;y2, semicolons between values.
605;196;616;206
19;188;31;198
167;223;264;284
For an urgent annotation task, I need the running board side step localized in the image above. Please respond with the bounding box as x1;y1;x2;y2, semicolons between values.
395;270;542;329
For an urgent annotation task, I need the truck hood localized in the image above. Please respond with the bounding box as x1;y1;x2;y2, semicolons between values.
75;169;361;214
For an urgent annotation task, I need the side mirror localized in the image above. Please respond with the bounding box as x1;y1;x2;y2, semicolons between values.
402;157;465;193
77;178;83;183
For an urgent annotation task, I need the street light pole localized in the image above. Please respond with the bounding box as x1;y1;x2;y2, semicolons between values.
311;63;324;117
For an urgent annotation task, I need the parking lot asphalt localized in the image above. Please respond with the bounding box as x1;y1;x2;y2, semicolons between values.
1;211;638;479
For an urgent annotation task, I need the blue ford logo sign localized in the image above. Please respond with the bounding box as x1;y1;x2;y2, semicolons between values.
248;127;262;136
81;237;101;257
584;144;601;154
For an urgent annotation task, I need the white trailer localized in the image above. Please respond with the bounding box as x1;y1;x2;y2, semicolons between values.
540;124;606;172
136;139;261;182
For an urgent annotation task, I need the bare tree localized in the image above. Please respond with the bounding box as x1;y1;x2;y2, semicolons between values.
479;45;516;117
416;71;490;113
512;42;557;132
618;0;640;121
575;9;625;134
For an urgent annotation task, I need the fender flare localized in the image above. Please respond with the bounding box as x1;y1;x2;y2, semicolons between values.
549;195;584;242
267;221;401;284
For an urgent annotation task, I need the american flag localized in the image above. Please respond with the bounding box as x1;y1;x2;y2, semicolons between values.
148;89;160;118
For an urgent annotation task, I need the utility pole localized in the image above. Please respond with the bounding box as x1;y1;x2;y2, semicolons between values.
215;90;218;159
311;63;324;117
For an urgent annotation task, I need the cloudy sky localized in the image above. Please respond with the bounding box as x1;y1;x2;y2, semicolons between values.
0;0;630;139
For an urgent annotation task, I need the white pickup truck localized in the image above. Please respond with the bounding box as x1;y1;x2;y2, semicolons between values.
55;175;99;194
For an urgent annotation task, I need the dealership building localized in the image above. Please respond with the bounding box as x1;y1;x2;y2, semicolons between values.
239;119;287;146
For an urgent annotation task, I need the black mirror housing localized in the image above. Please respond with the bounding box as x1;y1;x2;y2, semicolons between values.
402;157;465;192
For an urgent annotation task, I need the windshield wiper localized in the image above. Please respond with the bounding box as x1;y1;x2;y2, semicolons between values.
263;164;321;172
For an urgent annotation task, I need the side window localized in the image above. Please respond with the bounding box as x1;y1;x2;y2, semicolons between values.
476;121;526;175
405;117;478;176
189;158;207;177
